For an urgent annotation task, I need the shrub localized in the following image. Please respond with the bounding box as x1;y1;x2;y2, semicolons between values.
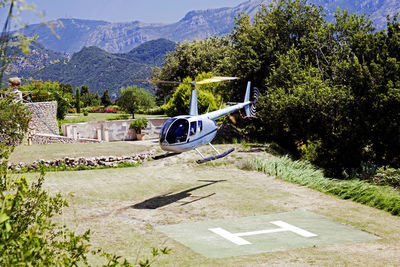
106;114;130;121
130;118;148;134
67;107;77;113
374;167;400;189
90;106;120;113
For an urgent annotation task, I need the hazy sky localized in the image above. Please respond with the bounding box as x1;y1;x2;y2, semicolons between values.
11;0;247;25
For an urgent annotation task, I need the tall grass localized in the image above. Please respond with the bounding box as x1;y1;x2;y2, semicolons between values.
242;156;400;216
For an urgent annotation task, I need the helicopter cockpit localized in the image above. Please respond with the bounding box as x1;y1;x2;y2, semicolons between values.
160;118;188;144
160;117;204;145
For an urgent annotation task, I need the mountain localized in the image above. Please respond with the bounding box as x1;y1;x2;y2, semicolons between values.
21;0;400;54
22;19;109;54
22;1;268;53
7;39;176;96
6;41;64;79
312;0;400;27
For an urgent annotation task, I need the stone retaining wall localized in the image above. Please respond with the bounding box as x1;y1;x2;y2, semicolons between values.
9;150;155;171
26;101;59;135
61;118;168;141
31;133;100;145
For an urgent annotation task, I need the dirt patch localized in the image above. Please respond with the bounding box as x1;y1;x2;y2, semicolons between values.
40;143;400;266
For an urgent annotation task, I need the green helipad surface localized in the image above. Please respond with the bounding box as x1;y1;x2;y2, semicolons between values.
156;211;379;258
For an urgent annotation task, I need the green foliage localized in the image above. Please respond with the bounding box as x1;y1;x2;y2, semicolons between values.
80;85;89;96
81;92;100;107
129;118;148;134
0;96;31;160
244;156;400;216
101;89;112;107
33;44;165;97
75;87;81;113
154;0;400;176
78;85;100;108
163;73;220;117
0;173;92;265
152;37;230;103
374;167;400;189
117;86;155;119
22;80;74;120
106;114;130;121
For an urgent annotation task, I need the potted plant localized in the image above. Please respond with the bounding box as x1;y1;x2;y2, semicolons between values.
129;118;148;140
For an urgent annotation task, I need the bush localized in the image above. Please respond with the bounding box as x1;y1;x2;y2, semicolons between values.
90;106;120;113
67;107;77;113
130;118;148;134
374;167;400;189
106;114;130;121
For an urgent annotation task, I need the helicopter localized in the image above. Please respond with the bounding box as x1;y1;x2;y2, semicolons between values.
140;77;259;163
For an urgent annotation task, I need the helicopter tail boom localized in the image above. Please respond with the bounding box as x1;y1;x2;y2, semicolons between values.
207;81;259;120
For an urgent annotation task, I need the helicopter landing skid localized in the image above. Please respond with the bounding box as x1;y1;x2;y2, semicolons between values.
195;145;235;164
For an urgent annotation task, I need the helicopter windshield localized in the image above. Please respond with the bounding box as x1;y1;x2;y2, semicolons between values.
160;118;177;142
166;119;189;144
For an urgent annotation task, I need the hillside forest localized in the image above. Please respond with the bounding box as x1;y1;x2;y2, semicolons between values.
153;0;400;178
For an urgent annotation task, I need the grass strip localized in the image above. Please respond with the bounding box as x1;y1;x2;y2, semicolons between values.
243;156;400;216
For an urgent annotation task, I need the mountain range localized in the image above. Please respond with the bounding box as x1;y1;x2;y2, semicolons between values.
22;0;400;54
7;0;400;96
6;39;175;96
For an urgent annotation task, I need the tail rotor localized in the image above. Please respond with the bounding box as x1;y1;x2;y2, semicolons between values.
249;87;260;118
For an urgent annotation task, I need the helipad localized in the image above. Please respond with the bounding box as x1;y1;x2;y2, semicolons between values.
156;211;379;258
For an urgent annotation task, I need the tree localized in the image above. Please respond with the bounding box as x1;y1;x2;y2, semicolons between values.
101;89;112;107
116;87;139;118
80;84;89;96
163;73;220;117
81;92;100;107
152;37;230;103
75;87;80;113
116;86;155;118
60;82;73;94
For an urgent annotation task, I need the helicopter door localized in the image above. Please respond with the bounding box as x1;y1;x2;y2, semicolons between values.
166;119;189;144
189;121;197;136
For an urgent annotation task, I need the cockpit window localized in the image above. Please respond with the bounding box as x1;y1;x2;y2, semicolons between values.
166;119;189;144
190;121;197;136
198;120;203;132
160;118;177;142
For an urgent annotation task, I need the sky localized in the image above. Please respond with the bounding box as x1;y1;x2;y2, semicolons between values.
9;0;248;25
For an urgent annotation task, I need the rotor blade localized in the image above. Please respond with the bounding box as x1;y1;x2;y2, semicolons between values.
195;76;240;85
135;79;192;85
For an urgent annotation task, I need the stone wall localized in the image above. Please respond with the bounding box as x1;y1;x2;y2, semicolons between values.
26;101;59;135
31;133;100;144
8;149;155;171
61;118;168;142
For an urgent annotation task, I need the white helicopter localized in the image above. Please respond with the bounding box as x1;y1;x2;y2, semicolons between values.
141;77;259;163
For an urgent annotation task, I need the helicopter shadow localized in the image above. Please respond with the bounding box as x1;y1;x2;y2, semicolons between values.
132;180;226;209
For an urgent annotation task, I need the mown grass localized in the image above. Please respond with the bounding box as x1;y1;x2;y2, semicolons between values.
241;156;400;216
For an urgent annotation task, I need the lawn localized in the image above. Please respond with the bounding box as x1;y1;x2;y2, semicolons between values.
22;146;400;266
9;141;152;164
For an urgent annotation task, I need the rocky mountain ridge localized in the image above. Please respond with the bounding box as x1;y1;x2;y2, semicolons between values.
22;1;400;54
